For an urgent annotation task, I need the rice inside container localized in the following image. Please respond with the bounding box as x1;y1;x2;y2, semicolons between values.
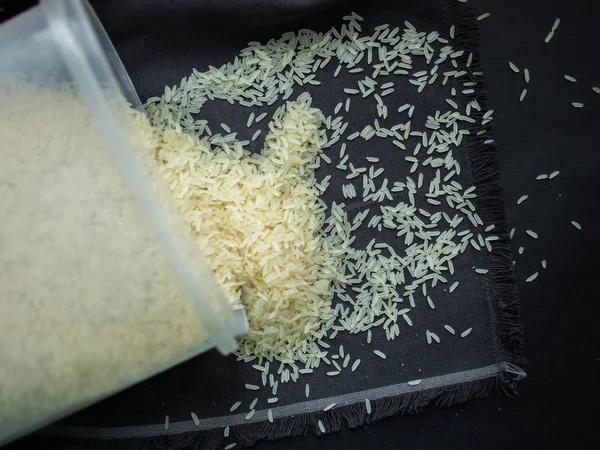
0;0;248;444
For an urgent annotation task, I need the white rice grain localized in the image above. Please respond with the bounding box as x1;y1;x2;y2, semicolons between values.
526;272;539;282
526;230;538;239
460;327;473;338
373;350;387;359
519;89;527;102
318;420;326;433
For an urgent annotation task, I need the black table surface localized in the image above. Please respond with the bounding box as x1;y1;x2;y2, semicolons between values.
2;0;599;449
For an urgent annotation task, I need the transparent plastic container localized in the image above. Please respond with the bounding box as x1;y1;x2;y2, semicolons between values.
0;0;247;444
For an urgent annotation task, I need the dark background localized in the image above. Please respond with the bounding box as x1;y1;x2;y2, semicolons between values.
1;0;599;449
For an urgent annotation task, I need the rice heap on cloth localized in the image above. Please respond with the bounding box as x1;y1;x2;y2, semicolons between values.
140;94;343;361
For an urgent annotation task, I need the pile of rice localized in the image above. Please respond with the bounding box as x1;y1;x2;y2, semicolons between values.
139;93;343;361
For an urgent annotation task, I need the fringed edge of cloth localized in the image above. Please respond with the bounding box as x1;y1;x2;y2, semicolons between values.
443;0;525;377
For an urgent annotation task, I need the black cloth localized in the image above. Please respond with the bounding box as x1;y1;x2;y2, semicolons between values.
34;0;524;445
2;0;598;449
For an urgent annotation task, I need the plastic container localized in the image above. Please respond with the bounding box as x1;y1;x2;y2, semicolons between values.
0;0;247;444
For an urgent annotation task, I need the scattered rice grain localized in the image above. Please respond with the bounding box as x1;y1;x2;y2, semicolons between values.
526;272;539;282
373;350;387;359
460;327;473;338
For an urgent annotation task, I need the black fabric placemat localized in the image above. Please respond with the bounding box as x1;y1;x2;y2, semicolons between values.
29;0;523;448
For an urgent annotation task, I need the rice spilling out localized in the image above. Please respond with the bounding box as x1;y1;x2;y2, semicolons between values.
142;13;495;376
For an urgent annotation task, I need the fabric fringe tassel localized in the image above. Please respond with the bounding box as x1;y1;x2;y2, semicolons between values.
443;0;525;377
32;2;524;449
